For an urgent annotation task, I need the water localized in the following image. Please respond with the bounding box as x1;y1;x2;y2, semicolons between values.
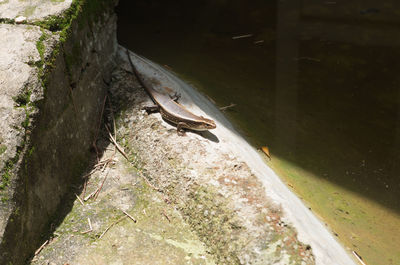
116;1;400;264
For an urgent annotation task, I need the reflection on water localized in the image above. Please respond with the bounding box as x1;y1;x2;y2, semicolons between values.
117;1;400;264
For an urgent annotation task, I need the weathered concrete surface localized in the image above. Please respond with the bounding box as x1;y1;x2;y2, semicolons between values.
125;51;357;265
0;23;53;185
0;2;354;265
0;22;57;239
115;49;315;264
0;0;118;263
33;47;315;265
0;0;73;21
32;139;216;265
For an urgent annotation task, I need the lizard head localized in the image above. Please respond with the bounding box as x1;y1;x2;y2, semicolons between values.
200;116;216;130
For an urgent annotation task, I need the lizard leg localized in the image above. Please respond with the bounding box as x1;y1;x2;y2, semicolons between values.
143;104;159;113
177;122;187;136
169;92;181;102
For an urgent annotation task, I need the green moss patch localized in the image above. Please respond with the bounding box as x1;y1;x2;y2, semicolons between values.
13;86;32;108
35;0;115;38
23;6;36;17
35;169;214;264
0;146;22;192
0;145;7;156
0;18;15;24
180;185;243;264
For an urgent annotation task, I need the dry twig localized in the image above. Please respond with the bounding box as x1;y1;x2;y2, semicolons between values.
94;168;110;200
162;210;171;223
352;251;367;265
84;190;97;201
232;34;253;39
122;210;137;223
75;194;84;206
81;218;93;234
82;169;96;179
98;216;127;239
219;103;236;111
34;240;49;256
106;124;130;162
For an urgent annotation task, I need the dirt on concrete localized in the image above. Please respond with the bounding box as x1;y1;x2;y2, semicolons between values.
32;47;315;265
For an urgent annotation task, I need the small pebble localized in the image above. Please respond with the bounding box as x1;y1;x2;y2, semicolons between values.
15;16;26;24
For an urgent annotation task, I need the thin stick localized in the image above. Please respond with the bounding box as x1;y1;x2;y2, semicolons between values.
141;175;162;192
94;160;108;168
94;168;109;200
100;159;109;172
98;216;127;239
219;103;236;111
81;218;93;234
205;94;216;104
81;229;91;234
352;251;367;265
162;210;171;223
34;240;49;255
88;217;93;230
82;169;96;179
93;157;115;170
84;190;97;201
106;124;130;162
122;210;137;223
232;34;253;39
75;194;84;206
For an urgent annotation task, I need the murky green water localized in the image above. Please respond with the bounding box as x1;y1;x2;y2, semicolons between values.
117;1;400;264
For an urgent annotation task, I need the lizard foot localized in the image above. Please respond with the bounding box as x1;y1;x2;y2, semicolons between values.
142;105;159;113
169;92;181;102
177;122;187;136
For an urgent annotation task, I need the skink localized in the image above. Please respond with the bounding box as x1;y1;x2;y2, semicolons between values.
126;49;216;136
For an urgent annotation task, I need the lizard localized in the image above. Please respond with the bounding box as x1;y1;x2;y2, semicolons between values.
126;49;216;136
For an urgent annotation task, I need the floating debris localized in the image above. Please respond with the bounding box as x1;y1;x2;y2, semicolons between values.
261;146;271;161
352;250;367;265
232;34;253;40
219;103;236;111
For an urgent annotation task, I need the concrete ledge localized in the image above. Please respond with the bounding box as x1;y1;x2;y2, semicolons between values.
0;0;73;22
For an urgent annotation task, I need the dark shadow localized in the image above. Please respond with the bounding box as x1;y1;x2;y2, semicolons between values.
24;95;113;264
195;130;219;143
116;0;400;216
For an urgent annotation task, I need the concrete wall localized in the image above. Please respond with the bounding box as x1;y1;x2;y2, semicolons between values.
0;1;118;263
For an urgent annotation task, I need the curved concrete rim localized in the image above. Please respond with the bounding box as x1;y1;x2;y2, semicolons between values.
125;47;357;265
